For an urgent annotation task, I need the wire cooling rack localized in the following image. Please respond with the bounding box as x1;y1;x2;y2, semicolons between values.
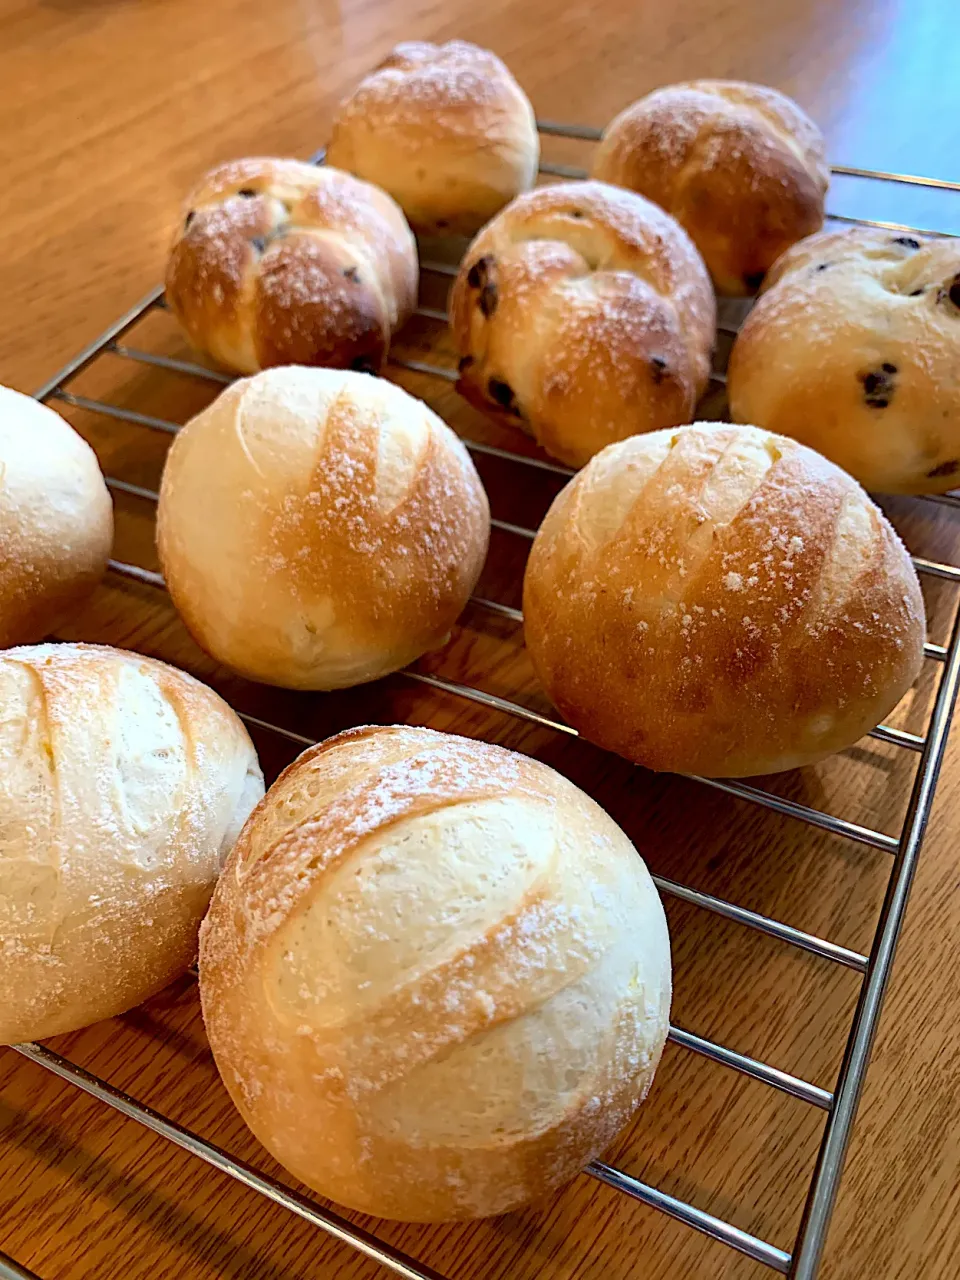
5;122;960;1280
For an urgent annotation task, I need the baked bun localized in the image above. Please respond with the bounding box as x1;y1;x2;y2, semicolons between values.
165;158;418;376
157;367;489;690
728;227;960;494
523;423;925;778
450;181;715;468
0;386;113;647
326;41;539;237
592;81;828;295
0;643;263;1044
199;724;671;1221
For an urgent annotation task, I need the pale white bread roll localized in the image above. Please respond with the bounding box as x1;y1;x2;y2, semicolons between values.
0;385;113;647
523;423;925;778
165;158;418;376
592;81;828;295
199;725;671;1221
0;644;263;1044
728;226;960;494
326;41;540;237
156;367;490;690
450;181;716;468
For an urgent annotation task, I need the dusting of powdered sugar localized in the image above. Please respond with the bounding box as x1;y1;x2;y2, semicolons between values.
166;160;415;371
333;40;519;139
526;423;924;773
0;644;260;1041
453;179;714;445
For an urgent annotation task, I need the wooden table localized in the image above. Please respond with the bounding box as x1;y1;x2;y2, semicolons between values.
3;1;960;1277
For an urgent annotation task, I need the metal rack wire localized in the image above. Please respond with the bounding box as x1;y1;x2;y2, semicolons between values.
0;1250;41;1280
5;123;960;1280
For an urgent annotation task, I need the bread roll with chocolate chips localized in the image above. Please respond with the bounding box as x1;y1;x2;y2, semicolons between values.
165;158;417;376
157;367;489;690
326;41;539;236
593;81;828;295
450;181;715;468
0;386;113;647
728;227;960;493
199;724;671;1221
523;423;925;778
0;643;263;1044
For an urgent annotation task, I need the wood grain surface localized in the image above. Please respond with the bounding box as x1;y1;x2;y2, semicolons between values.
2;1;960;1278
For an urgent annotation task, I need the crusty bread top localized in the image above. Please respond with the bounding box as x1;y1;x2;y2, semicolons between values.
727;226;960;492
0;642;261;938
331;41;532;144
454;179;714;350
156;367;490;689
754;227;960;384
0;642;263;1042
165;158;417;375
623;80;827;175
522;423;925;776
0;385;113;646
593;80;828;294
536;422;924;658
200;723;670;1131
759;224;960;294
326;41;539;235
450;180;715;467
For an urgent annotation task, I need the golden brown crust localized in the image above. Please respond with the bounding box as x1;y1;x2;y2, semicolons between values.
0;642;263;1044
592;80;828;295
522;423;925;778
449;181;715;469
199;725;671;1221
164;158;418;376
326;41;540;236
156;367;490;690
0;386;113;646
728;226;960;493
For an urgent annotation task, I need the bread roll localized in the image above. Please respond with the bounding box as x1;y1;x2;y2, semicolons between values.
592;81;828;295
199;724;671;1221
0;386;112;647
0;643;263;1044
326;41;539;237
165;158;418;376
523;423;925;778
727;226;960;494
157;367;489;690
450;181;715;468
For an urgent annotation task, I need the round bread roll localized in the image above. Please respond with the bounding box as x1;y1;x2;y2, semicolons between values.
199;724;671;1221
165;158;418;376
0;643;263;1045
450;180;715;468
326;41;539;237
157;367;489;690
727;227;960;494
592;81;828;295
523;423;925;778
0;386;113;648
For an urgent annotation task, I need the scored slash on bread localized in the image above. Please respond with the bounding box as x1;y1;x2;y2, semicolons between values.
0;643;263;1046
523;423;926;778
156;367;490;691
199;724;671;1222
